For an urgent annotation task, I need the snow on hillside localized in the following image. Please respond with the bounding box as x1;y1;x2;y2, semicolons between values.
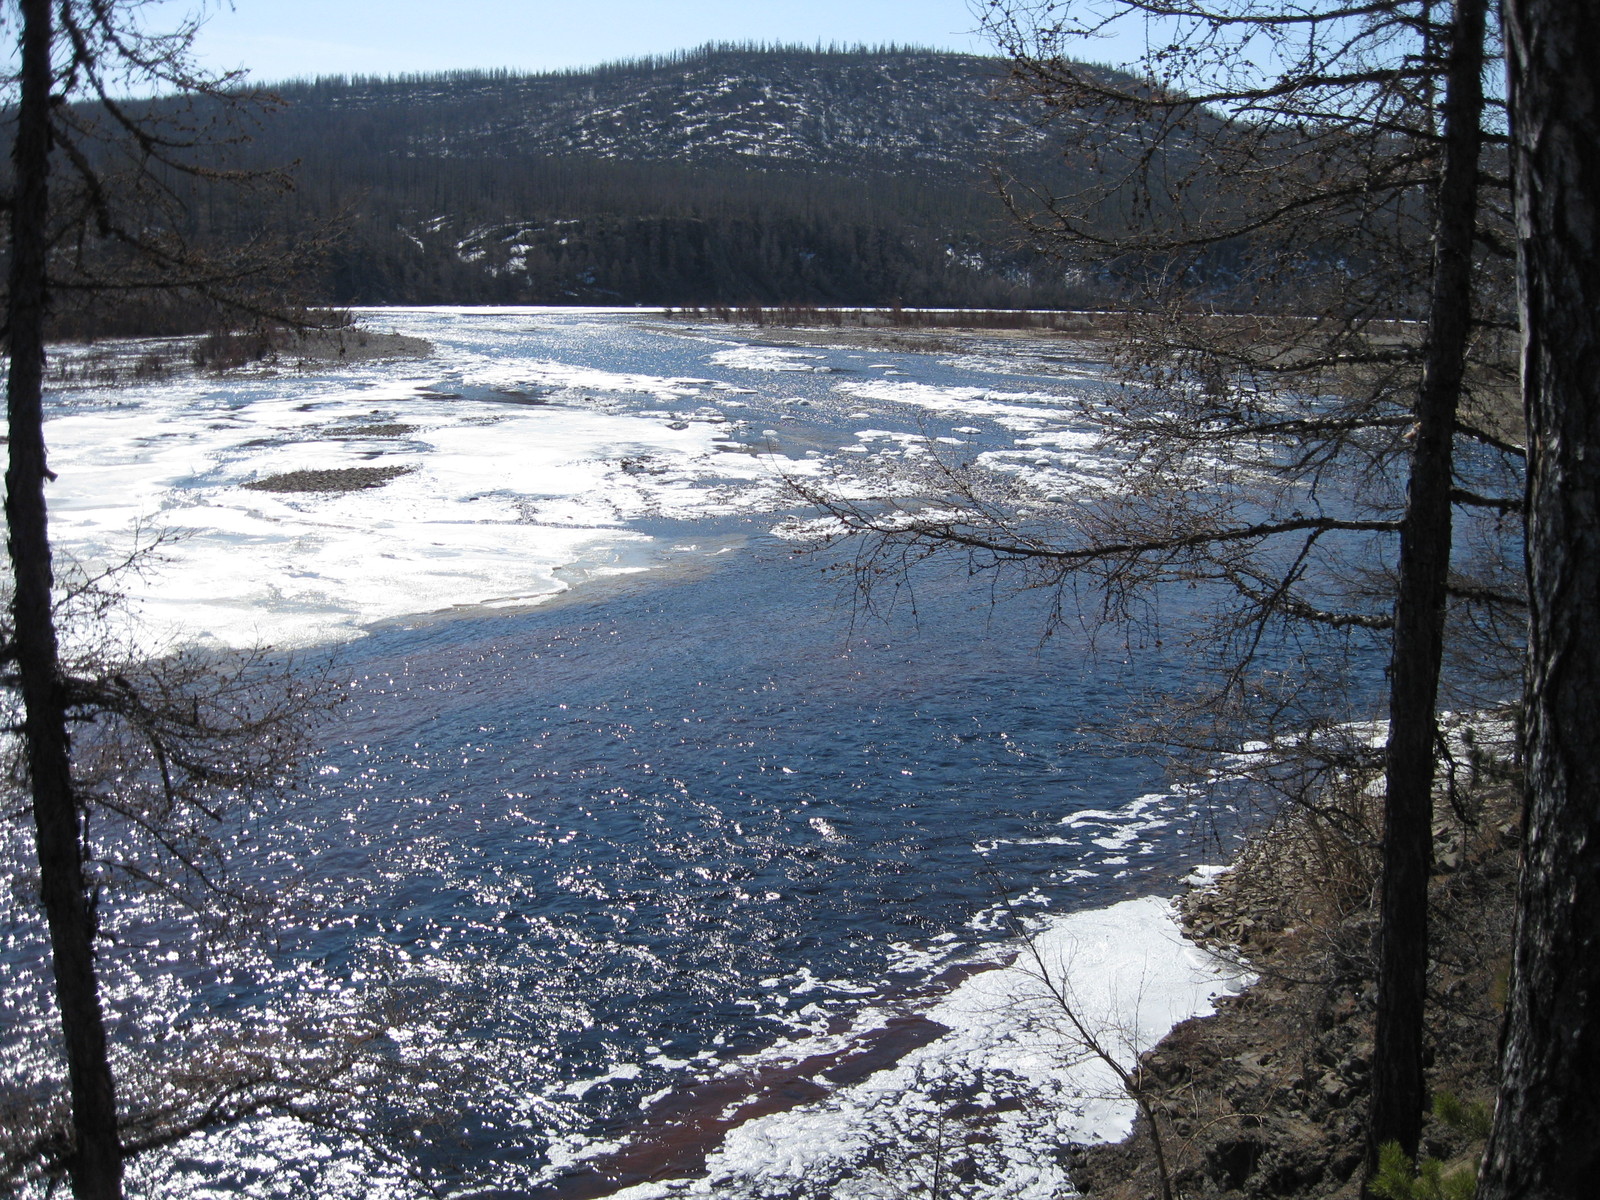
300;50;1041;174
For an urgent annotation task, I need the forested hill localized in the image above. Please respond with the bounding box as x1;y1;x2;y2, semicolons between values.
281;47;1026;176
217;46;1090;309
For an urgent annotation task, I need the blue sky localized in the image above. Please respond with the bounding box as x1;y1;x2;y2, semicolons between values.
187;0;1005;82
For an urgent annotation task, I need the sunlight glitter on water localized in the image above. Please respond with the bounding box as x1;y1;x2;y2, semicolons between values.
5;311;1271;1199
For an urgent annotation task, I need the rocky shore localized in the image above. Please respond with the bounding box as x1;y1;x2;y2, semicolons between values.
1068;769;1520;1200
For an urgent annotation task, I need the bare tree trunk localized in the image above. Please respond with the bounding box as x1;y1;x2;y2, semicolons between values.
1478;0;1600;1195
6;3;123;1197
1366;0;1488;1173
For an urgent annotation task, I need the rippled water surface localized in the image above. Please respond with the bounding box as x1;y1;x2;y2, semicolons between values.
7;311;1272;1198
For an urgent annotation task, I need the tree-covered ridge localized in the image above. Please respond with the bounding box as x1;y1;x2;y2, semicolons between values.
274;45;1027;175
186;47;1088;310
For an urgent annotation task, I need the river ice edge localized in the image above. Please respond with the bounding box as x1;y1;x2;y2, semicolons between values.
587;893;1250;1200
41;311;1245;1198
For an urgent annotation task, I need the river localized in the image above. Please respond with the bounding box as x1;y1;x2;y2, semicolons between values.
5;309;1255;1199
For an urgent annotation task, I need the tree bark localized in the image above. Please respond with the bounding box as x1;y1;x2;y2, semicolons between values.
1479;0;1600;1195
1366;0;1488;1173
6;2;124;1197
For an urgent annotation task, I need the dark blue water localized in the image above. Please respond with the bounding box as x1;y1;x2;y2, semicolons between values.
235;527;1247;1191
3;312;1396;1198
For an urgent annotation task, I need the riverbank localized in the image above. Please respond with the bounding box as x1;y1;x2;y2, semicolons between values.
47;323;432;386
1068;756;1520;1200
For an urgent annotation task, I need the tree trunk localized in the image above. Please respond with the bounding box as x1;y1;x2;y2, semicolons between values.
6;2;124;1197
1366;0;1488;1173
1478;0;1600;1195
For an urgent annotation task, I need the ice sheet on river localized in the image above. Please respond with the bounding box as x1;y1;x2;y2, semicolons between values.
41;309;1111;649
46;344;786;647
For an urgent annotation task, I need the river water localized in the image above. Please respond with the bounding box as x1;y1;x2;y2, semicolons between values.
4;310;1260;1199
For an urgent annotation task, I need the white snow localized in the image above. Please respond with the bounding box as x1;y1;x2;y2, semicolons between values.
633;896;1245;1200
41;309;1133;651
42;318;799;649
709;345;833;373
834;379;1078;432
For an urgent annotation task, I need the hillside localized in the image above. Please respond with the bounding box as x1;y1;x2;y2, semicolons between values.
284;47;1035;175
201;46;1090;309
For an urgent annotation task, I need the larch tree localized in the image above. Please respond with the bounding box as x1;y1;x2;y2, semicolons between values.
0;4;400;1198
1367;0;1489;1169
989;16;1514;1170
4;7;118;1194
1477;0;1600;1195
794;0;1521;1177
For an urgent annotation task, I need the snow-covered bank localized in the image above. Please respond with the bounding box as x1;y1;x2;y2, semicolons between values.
584;896;1246;1200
